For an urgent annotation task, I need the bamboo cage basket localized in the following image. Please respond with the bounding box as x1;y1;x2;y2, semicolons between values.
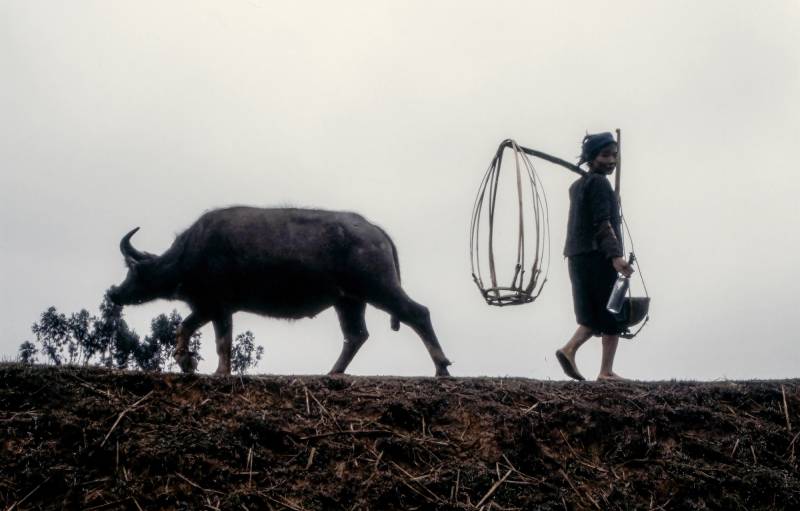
470;140;551;306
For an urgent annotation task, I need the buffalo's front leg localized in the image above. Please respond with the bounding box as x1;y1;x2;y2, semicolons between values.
329;299;369;375
175;312;208;373
212;314;233;375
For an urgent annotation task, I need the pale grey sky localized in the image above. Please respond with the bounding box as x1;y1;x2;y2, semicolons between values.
2;1;798;379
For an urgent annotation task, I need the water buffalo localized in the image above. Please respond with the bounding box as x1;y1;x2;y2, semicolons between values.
108;207;452;376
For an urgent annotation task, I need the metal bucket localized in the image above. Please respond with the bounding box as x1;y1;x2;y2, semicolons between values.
614;297;650;333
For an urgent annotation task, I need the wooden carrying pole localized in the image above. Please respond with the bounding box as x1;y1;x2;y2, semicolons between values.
615;128;622;203
614;128;624;251
495;139;586;177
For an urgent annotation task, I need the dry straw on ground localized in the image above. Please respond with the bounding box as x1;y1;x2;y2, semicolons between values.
1;364;798;510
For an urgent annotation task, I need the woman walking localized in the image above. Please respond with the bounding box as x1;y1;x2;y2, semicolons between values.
556;132;633;381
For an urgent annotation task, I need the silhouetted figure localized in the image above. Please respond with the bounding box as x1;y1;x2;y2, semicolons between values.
556;133;633;381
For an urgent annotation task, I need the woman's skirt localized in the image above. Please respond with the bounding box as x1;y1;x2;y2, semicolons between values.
568;251;625;336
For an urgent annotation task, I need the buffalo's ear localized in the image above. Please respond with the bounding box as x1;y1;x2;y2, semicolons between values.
124;256;140;270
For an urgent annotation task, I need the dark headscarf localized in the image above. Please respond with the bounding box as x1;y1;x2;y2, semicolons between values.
579;132;616;165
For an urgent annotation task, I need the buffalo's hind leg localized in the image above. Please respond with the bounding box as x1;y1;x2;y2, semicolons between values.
329;299;369;375
212;314;234;375
372;289;452;377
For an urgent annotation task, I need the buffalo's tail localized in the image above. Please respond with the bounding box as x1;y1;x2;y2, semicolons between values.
379;226;402;332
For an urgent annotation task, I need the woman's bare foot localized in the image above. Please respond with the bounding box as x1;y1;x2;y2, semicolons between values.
597;372;628;381
556;349;585;381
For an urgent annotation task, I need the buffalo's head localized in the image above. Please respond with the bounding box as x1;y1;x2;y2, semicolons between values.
108;228;164;306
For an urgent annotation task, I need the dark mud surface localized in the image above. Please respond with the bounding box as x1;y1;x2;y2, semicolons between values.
1;364;798;510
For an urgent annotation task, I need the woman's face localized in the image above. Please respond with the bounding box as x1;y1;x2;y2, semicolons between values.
589;144;618;174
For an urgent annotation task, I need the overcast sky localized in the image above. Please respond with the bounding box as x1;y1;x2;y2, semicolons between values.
2;1;798;380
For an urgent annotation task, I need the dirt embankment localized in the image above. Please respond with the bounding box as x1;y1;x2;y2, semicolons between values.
1;364;798;510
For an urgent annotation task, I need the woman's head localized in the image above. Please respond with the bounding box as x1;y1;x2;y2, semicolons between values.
579;132;618;174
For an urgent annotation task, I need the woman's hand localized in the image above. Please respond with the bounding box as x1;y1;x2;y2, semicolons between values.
612;256;634;277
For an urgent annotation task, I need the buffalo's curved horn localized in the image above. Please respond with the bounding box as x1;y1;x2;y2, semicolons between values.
120;227;147;262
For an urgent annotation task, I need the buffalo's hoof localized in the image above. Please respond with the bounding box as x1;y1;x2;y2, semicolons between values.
212;366;232;377
175;351;198;374
435;363;452;378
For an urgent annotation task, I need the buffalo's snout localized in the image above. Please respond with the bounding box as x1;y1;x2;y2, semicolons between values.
106;284;138;306
107;286;122;305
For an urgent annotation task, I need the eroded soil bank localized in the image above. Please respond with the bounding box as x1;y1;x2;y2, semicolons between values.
1;364;798;510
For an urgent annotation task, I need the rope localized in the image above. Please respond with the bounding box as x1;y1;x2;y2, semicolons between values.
614;128;650;339
622;215;649;298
